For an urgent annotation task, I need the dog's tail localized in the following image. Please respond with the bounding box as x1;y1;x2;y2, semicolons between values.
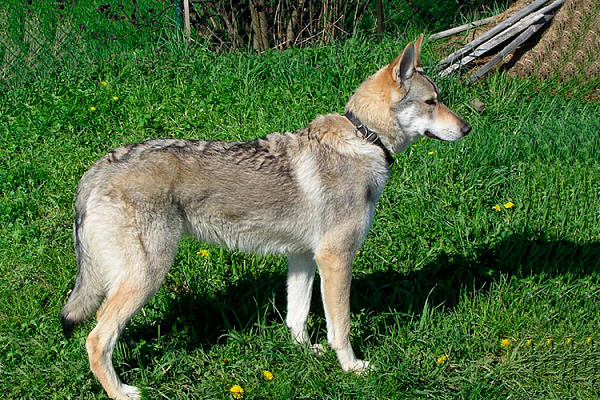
60;207;105;339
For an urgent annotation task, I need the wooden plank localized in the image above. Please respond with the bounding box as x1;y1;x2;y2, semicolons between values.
439;11;545;77
468;14;554;83
438;0;564;77
429;16;496;40
438;0;550;66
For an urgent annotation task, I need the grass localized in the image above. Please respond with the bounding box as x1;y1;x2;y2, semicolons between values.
1;31;599;399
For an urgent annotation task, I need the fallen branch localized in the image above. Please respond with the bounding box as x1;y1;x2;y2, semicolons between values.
438;0;564;77
429;16;495;40
439;0;551;66
439;11;545;76
468;14;554;84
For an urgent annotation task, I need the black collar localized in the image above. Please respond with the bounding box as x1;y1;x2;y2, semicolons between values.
344;111;394;166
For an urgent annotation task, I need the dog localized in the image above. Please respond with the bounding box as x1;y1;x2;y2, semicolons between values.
60;34;470;399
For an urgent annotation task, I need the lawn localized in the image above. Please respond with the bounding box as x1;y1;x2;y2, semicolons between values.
1;30;599;399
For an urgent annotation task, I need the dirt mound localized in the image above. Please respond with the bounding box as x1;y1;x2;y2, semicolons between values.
450;0;600;85
509;0;600;80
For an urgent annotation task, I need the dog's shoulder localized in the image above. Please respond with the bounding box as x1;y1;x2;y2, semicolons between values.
298;113;356;143
295;113;387;169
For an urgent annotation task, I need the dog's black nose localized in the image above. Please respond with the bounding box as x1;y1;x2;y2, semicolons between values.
462;123;472;136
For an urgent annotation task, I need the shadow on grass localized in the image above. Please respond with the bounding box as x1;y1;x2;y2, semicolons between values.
351;232;600;318
122;232;600;361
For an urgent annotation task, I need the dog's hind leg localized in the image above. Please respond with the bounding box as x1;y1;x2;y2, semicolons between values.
286;254;319;351
86;220;181;399
315;244;369;373
86;280;155;400
86;253;175;400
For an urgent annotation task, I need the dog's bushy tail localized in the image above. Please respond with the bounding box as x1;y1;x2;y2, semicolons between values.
60;210;104;338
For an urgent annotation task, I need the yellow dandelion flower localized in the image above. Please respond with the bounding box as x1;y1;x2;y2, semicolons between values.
436;355;447;365
587;337;593;344
526;339;533;346
230;385;244;399
492;204;502;211
504;201;515;209
90;106;96;111
101;81;108;85
566;337;573;345
501;339;512;347
112;96;119;101
263;370;274;380
197;249;209;257
546;338;553;345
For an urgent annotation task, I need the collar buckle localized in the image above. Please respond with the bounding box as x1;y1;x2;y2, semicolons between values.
344;111;394;166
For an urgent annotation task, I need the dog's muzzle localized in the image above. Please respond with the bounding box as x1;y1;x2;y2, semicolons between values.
424;123;471;141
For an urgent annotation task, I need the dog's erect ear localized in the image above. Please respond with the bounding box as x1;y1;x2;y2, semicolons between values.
390;41;415;83
414;33;424;69
389;35;424;83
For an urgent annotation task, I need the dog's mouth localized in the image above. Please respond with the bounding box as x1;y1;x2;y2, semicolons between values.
423;130;444;141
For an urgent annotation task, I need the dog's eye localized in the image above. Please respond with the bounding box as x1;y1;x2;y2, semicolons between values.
425;99;437;105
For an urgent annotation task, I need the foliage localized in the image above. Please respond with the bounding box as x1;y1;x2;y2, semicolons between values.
0;0;172;81
383;0;514;33
1;0;514;83
187;0;372;51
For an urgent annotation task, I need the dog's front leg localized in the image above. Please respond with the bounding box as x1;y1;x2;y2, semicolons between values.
315;248;369;372
286;254;319;350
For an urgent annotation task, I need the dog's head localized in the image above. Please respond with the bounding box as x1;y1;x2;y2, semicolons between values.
390;35;471;143
345;35;471;153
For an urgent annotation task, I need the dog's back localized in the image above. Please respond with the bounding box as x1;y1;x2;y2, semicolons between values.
60;114;389;331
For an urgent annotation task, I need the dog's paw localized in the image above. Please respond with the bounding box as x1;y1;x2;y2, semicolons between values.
310;343;325;355
347;359;373;375
114;384;141;400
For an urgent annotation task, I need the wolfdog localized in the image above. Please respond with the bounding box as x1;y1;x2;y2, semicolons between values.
60;35;470;399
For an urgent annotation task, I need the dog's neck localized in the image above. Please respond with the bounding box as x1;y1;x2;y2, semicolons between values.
344;111;395;166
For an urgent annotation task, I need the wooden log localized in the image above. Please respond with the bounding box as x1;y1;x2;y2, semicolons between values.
183;0;191;43
438;0;564;77
429;16;496;40
249;0;262;51
376;0;383;43
438;0;550;66
439;12;545;77
468;14;554;84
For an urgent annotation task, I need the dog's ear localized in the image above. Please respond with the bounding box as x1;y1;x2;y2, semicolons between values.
414;33;424;69
389;41;415;83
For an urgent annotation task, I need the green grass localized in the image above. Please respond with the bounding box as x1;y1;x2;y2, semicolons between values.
1;34;599;399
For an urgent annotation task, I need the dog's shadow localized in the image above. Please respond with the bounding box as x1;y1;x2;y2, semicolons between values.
123;232;600;361
351;233;600;333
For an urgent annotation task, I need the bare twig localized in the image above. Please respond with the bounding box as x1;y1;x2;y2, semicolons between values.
286;0;303;48
291;14;344;48
429;16;495;40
